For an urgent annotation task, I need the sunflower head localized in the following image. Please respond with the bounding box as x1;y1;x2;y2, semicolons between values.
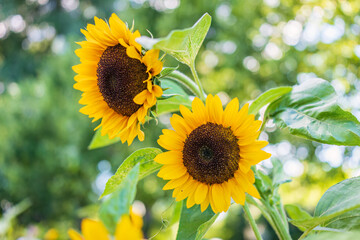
68;211;143;240
73;13;163;145
155;94;271;213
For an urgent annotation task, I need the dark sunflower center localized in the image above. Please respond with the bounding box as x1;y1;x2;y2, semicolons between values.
182;122;240;184
97;44;148;117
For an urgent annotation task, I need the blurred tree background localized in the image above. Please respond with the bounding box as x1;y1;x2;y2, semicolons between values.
0;0;360;239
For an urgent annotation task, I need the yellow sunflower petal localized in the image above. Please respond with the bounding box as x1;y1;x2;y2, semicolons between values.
126;46;142;61
228;178;246;205
191;97;208;126
179;105;198;129
175;178;198;201
163;174;189;190
170;114;192;138
81;219;110;240
222;181;232;210
115;215;143;240
109;13;128;41
223;97;239;127
157;130;184;151
157;164;187;180
152;85;163;97
133;90;149;105
142;49;162;75
211;95;224;124
241;150;272;164
186;191;196;208
68;229;83;240
200;194;210;212
209;185;219;213
129;30;142;53
194;183;209;204
241;140;269;152
154;151;182;165
212;184;228;213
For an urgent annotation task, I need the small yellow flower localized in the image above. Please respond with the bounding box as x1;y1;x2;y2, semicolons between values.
155;94;271;213
68;211;143;240
73;13;163;145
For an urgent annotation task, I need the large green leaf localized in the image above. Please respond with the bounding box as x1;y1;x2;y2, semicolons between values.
176;203;218;240
137;13;211;66
290;177;360;231
157;79;191;115
100;148;162;199
99;164;139;234
268;78;360;146
304;231;360;240
314;177;360;231
88;128;120;150
248;86;292;115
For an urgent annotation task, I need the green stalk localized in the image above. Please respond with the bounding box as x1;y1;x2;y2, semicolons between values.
247;196;280;238
278;199;289;231
243;202;263;240
261;199;292;240
190;62;206;101
298;225;317;240
167;70;203;99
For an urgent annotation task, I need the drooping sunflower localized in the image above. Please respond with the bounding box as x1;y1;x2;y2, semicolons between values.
73;14;163;145
68;211;143;240
155;94;271;213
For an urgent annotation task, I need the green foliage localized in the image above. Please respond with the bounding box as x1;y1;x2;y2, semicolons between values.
99;164;139;234
157;79;192;115
88;128;121;150
268;79;360;146
285;204;312;231
138;13;211;67
248;86;292;115
304;231;360;240
159;66;179;78
288;177;360;235
176;203;218;240
100;148;162;199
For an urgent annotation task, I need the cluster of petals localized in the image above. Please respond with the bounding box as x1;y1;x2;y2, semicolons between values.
155;95;271;213
73;13;163;144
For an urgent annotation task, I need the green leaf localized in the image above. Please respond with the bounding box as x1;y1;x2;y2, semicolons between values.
176;203;218;240
100;148;162;199
304;231;360;240
137;13;211;66
285;204;312;231
248;86;292;115
159;66;179;78
268;78;360;146
88;128;120;150
99;164;139;234
157;79;191;115
290;177;360;231
170;201;183;226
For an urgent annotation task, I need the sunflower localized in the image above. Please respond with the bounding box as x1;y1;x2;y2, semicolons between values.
155;94;271;213
68;211;143;240
73;14;163;145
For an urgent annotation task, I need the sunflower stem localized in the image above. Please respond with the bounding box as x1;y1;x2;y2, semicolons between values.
246;196;280;238
262;199;291;240
243;202;263;240
190;62;206;102
167;70;203;99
